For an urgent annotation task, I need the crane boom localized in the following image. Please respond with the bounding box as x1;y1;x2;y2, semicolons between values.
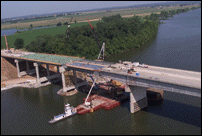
87;19;105;60
4;35;9;50
87;19;99;43
66;17;73;39
87;19;94;29
97;43;105;60
70;17;73;23
85;76;98;106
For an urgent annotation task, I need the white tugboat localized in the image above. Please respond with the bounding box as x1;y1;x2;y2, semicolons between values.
48;103;77;124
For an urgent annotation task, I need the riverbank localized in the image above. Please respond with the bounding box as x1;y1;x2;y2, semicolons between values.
1;81;51;91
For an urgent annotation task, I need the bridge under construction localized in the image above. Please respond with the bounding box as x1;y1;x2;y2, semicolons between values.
1;49;201;113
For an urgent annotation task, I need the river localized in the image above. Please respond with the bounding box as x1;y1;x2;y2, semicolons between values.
1;25;56;36
1;8;201;135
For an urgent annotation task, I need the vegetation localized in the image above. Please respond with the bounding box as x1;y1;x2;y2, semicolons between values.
1;4;200;60
1;21;98;49
57;22;62;26
25;14;159;59
63;22;69;25
2;4;200;30
142;7;193;20
14;38;24;49
160;8;191;19
29;24;33;30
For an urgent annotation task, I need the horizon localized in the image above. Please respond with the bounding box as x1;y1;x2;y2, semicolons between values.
1;1;168;19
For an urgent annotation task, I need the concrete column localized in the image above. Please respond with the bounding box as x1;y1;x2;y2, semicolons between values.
125;85;148;113
26;61;29;71
34;62;41;86
130;92;135;113
59;66;67;92
14;59;21;77
46;64;50;76
73;70;78;91
73;70;77;84
57;65;59;73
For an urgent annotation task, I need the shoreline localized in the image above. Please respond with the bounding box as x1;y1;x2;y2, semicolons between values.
1;81;52;91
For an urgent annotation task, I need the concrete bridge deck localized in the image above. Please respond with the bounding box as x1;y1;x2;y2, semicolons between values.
2;50;201;113
1;50;201;96
101;65;201;89
65;61;201;89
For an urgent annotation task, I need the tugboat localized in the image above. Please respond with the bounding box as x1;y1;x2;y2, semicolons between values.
48;103;77;124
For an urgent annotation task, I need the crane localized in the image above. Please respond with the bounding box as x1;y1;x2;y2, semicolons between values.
84;75;98;108
4;35;11;53
69;17;73;27
87;19;98;40
97;42;105;60
87;19;105;60
4;35;9;50
66;17;73;39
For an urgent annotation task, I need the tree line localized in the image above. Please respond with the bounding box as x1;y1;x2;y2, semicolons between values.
24;14;159;59
143;6;200;21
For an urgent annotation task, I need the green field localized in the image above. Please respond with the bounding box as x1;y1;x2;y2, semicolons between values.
1;4;200;49
1;21;99;49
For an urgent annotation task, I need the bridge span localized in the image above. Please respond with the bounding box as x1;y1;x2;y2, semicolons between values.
1;50;201;113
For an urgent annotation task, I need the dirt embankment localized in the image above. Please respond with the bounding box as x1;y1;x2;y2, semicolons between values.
1;58;79;88
1;57;18;82
1;58;36;87
1;56;89;89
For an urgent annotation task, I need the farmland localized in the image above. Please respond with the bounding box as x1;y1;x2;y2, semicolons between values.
1;4;200;30
1;4;200;49
1;21;99;49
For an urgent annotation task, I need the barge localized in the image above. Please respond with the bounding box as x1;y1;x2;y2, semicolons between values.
76;94;120;115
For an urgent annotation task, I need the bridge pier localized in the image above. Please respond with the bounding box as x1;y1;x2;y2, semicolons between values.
59;66;68;92
33;62;41;86
26;61;29;71
14;59;21;77
46;64;50;77
73;70;78;91
125;85;148;113
57;65;59;73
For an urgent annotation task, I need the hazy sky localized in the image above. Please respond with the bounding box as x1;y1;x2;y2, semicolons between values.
1;1;167;19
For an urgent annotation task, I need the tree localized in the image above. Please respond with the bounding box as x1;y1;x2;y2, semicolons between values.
14;38;24;49
29;24;33;30
57;22;62;26
63;22;69;25
74;20;77;24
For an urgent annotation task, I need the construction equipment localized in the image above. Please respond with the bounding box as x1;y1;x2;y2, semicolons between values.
4;35;9;50
84;76;98;106
111;79;122;87
4;35;11;53
97;42;105;60
87;19;98;40
87;19;105;61
88;74;99;89
66;17;73;39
